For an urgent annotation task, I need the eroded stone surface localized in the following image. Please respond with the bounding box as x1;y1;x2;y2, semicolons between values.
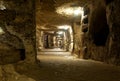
0;64;36;81
0;0;36;64
73;0;120;65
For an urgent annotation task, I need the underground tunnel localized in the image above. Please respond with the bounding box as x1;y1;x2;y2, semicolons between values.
0;0;120;81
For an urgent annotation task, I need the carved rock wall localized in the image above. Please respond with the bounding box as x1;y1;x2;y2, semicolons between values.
0;0;36;64
83;0;120;65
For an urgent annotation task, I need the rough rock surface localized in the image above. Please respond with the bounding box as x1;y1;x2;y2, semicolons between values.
0;64;36;81
71;0;120;65
84;0;120;65
0;0;36;80
0;0;36;64
106;0;120;65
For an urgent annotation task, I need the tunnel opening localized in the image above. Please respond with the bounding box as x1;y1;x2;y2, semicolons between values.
82;17;88;24
36;28;72;52
19;49;25;60
36;1;85;60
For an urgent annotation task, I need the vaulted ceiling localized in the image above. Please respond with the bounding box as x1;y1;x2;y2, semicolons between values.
36;0;92;29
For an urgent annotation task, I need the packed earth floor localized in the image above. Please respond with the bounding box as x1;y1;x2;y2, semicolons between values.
16;49;120;81
34;49;120;81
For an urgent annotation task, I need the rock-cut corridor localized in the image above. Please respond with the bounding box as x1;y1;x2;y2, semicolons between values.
0;0;120;81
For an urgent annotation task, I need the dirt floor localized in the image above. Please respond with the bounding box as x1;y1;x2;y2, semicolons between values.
15;50;120;81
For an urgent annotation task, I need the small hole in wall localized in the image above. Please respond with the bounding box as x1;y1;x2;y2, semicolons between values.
83;17;88;24
20;49;26;60
84;7;90;15
105;0;114;5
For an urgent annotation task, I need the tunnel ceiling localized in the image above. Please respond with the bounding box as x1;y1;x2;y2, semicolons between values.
36;0;92;29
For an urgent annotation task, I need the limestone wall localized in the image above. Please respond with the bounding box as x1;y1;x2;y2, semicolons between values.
84;0;109;61
106;0;120;65
83;0;120;65
72;21;82;57
0;0;36;80
0;0;36;64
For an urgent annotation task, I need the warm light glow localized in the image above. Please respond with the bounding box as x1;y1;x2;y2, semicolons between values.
57;31;64;34
57;25;71;30
0;1;6;10
0;27;4;34
56;7;84;16
74;8;83;15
